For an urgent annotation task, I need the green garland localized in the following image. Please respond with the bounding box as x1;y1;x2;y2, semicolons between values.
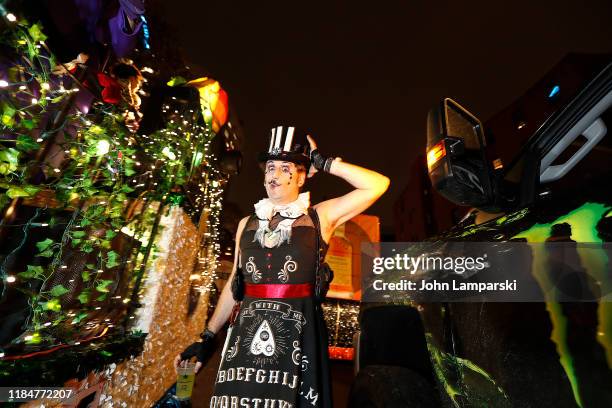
0;19;226;357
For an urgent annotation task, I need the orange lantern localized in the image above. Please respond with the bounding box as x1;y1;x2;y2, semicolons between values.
186;77;229;133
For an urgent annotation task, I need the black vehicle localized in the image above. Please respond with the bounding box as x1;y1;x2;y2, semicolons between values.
349;58;612;407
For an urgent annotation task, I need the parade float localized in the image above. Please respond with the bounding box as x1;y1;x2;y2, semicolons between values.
0;2;241;406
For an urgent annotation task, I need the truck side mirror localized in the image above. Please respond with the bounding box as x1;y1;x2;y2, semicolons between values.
426;98;496;210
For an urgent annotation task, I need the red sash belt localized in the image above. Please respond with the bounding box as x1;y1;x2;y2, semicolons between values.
244;283;314;298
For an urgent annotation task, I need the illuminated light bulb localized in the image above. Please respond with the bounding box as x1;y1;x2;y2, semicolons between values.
41;83;50;90
19;85;26;90
6;275;16;283
96;140;110;155
31;98;38;104
6;13;16;22
161;146;176;160
53;168;61;173
0;80;8;87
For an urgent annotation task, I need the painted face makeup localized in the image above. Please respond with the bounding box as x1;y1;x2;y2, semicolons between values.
264;161;301;199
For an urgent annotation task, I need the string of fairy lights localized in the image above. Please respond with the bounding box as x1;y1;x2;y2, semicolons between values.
0;11;231;355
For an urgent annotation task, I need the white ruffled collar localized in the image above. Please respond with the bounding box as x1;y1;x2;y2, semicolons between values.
253;192;310;248
254;191;310;220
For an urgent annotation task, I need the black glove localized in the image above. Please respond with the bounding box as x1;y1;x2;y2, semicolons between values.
310;149;335;172
180;329;217;364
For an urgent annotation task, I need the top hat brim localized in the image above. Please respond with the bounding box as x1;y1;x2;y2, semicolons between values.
257;151;310;167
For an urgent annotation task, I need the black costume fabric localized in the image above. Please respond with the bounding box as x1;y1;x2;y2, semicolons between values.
209;210;332;408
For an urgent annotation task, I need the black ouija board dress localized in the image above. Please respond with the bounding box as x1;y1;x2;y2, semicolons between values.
209;211;333;408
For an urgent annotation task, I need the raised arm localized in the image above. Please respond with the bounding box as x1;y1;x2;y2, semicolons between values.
309;136;390;240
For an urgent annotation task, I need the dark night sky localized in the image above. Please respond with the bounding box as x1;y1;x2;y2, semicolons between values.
158;0;612;234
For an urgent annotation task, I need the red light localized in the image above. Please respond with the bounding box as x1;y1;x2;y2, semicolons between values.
328;346;354;360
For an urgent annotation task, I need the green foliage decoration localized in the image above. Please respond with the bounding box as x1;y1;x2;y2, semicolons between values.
0;19;227;356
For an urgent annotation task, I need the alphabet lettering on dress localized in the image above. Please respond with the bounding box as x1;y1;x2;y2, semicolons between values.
303;387;319;406
283;371;298;388
216;367;301;391
212;395;229;408
268;369;280;384
245;367;255;382
214;396;294;408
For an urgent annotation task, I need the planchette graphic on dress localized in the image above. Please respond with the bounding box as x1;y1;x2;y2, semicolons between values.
250;320;276;357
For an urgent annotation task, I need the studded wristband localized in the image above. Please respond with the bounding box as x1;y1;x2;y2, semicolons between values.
323;157;335;173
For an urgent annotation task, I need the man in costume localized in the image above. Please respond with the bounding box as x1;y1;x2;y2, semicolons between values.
175;126;389;407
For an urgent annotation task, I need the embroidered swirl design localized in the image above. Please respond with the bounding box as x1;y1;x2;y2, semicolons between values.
225;336;240;361
291;340;301;365
245;256;261;283
301;355;310;372
278;255;297;283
